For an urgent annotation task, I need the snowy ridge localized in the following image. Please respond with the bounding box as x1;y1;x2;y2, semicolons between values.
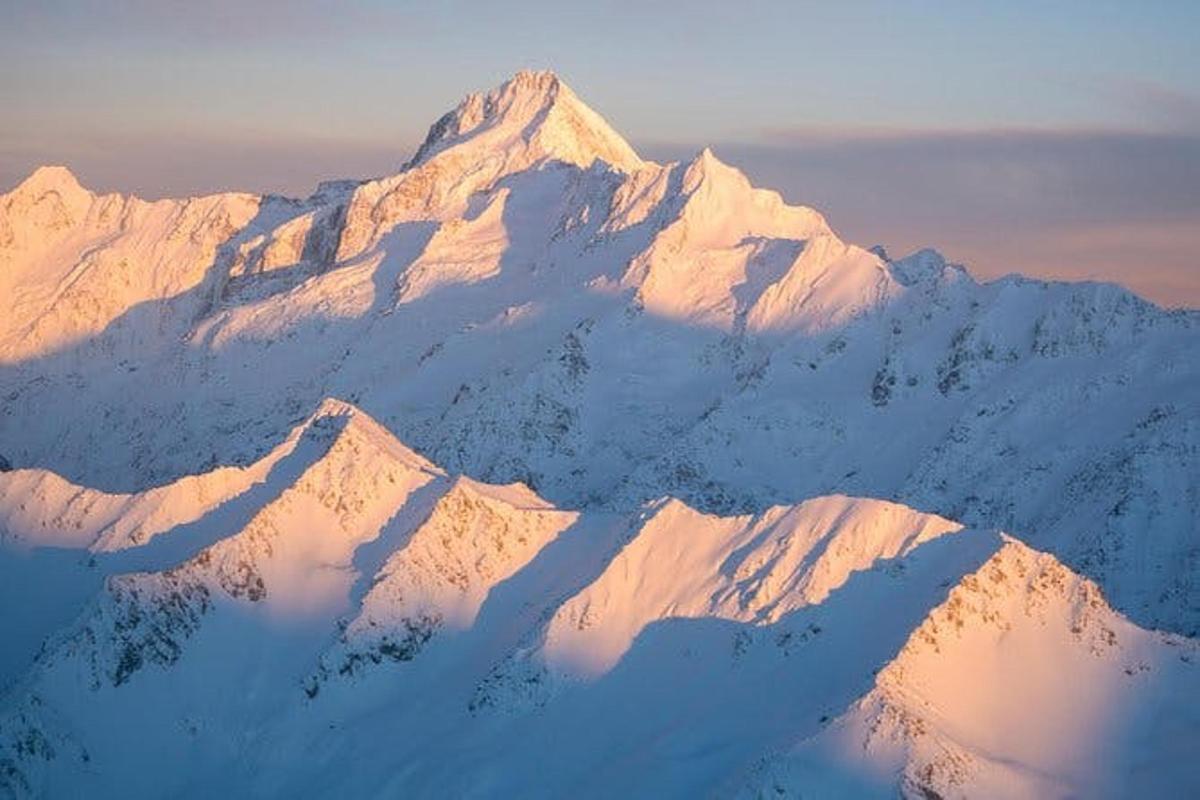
0;405;316;552
538;495;961;679
29;400;442;685
0;399;1195;797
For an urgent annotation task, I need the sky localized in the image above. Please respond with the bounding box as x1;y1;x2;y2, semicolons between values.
2;0;1198;305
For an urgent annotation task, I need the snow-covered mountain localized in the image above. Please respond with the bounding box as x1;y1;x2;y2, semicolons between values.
1;70;1197;797
2;403;1195;798
743;537;1200;799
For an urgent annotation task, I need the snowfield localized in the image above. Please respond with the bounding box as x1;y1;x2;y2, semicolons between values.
1;71;1197;798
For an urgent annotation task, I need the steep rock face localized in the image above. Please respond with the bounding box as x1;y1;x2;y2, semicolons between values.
220;188;353;296
747;539;1200;799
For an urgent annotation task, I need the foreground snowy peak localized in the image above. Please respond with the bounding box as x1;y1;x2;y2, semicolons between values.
0;422;976;797
311;475;578;688
0;399;443;684
0;397;431;556
749;537;1200;799
89;398;445;619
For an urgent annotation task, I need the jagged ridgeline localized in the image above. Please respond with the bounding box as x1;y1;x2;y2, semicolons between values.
1;71;1197;798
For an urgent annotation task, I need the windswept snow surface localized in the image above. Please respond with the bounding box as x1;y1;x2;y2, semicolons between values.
1;71;1198;797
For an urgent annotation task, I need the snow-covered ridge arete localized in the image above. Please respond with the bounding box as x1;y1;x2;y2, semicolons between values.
1;69;1198;797
1;399;1195;798
528;495;962;680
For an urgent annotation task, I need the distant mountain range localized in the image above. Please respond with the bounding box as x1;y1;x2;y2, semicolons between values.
1;70;1197;798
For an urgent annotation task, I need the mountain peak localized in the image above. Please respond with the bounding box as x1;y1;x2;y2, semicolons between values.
509;67;563;95
405;70;643;174
682;146;748;192
6;165;92;212
2;165;95;245
11;165;86;196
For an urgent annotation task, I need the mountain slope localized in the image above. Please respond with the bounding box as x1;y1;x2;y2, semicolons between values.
1;400;448;797
310;475;579;689
527;495;961;680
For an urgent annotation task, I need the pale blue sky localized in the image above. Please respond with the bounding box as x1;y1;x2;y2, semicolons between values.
5;1;1198;142
2;1;1198;304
